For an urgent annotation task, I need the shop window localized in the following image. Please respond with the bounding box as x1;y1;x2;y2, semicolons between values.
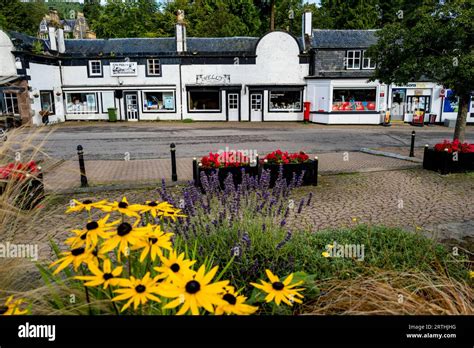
147;59;161;76
332;88;376;111
143;91;175;111
345;50;361;70
188;90;220;111
40;91;55;115
101;91;115;112
362;50;376;69
3;93;19;114
269;90;302;112
65;92;98;113
88;60;102;77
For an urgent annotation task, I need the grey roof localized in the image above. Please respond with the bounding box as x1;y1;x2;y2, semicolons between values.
62;19;76;28
187;37;259;54
312;29;378;48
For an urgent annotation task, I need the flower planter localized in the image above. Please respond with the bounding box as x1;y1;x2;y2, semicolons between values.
263;160;318;187
195;165;259;189
423;147;474;174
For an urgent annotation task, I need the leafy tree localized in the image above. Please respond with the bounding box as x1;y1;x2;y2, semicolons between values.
367;0;473;141
0;0;47;36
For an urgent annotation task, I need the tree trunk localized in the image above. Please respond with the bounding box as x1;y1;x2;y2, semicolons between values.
453;93;469;142
270;0;275;31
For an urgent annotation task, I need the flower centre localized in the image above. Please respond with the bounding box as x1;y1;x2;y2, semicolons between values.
82;200;93;204
170;263;180;272
135;285;146;293
0;306;8;314
117;222;132;236
71;247;85;256
148;237;158;244
80;233;87;240
92;250;98;257
185;280;201;294
223;293;237;305
118;202;128;209
147;202;158;207
86;221;99;230
272;282;284;291
103;273;113;281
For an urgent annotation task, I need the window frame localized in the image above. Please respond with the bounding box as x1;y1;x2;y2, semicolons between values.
141;90;176;113
268;89;303;113
331;87;377;112
87;60;103;78
345;50;361;70
39;90;55;115
146;59;162;77
187;88;222;113
3;93;19;115
362;50;376;69
64;92;99;114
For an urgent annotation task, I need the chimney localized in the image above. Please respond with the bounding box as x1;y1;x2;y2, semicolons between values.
175;10;187;53
302;11;312;51
48;27;57;51
57;28;65;53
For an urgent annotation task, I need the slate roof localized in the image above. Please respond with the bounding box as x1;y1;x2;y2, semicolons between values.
312;29;378;49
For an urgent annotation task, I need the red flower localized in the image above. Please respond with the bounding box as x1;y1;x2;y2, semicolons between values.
263;150;310;164
434;140;474;153
0;161;39;181
200;151;250;169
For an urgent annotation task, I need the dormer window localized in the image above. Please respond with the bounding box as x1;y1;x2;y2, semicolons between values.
88;60;102;77
362;50;376;69
345;50;361;70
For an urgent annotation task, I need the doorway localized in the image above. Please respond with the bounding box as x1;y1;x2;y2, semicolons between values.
124;92;139;121
250;93;263;122
227;92;239;121
390;89;406;120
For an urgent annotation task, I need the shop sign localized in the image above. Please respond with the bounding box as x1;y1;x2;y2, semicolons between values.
414;89;423;96
196;74;230;84
110;62;138;77
406;83;428;88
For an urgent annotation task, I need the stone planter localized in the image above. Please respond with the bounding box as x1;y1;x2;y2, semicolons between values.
263;160;318;187
423;147;474;174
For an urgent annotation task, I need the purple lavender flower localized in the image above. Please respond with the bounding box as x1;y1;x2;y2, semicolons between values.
296;170;306;187
280;219;286;227
262;223;266;232
276;230;293;250
297;198;305;214
241;232;251;249
307;192;313;206
231;244;241;258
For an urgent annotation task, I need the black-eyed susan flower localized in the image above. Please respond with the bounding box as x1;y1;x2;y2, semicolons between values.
215;286;258;315
251;270;305;306
65;214;119;249
141;200;186;221
113;272;161;312
66;199;108;213
0;296;28;315
154;250;196;281
50;246;96;275
75;259;123;289
101;197;142;218
131;225;174;262
100;222;150;261
159;265;229;315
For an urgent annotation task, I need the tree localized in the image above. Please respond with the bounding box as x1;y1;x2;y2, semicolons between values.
367;0;473;141
0;0;47;36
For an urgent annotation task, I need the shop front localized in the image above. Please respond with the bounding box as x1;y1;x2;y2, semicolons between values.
388;83;436;123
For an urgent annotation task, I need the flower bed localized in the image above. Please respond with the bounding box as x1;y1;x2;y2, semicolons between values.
423;140;474;174
0;161;44;209
262;150;317;187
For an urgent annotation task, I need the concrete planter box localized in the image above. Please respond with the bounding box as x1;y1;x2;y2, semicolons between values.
423;147;474;174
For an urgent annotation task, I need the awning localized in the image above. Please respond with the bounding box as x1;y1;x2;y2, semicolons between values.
0;75;21;85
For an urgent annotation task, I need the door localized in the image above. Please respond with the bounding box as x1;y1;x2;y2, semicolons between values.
407;95;431;123
227;92;239;121
124;92;139;121
390;89;405;120
250;93;263;122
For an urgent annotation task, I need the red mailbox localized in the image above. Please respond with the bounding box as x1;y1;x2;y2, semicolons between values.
304;101;311;122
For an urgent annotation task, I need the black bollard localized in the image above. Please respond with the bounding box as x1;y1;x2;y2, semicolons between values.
313;156;318;186
77;145;88;187
409;131;416;157
170;143;177;182
192;157;198;184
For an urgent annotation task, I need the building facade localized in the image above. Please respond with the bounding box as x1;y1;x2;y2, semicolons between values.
1;14;472;126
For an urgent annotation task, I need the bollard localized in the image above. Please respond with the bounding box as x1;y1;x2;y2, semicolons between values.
409;131;416;157
77;145;88;187
313;156;318;186
192;157;198;185
170;143;177;182
422;144;429;169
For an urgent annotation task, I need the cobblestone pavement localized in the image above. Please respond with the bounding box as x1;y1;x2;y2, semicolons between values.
43;151;420;191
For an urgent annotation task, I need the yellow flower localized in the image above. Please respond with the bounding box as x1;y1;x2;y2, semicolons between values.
469;271;474;279
113;273;161;312
215;286;258;315
159;265;229;315
326;244;334;249
66;199;108;213
322;251;330;258
351;217;358;222
65;214;119;249
251;270;305;306
100;221;150;261
132;225;174;262
75;259;123;289
101;197;142;218
141;200;187;221
154;250;196;281
50;247;97;275
0;296;28;315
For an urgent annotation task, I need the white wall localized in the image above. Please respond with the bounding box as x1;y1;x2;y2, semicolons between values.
0;31;17;77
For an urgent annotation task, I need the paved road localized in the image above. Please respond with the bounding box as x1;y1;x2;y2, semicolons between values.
17;122;474;160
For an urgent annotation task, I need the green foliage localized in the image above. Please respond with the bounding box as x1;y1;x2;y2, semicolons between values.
0;0;47;36
31;40;44;55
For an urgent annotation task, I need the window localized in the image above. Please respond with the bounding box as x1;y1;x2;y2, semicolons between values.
228;94;238;109
188;90;220;111
101;91;115;112
88;60;102;77
40;91;55;115
269;90;302;112
251;94;262;110
345;50;361;70
362;50;376;69
147;59;161;76
3;93;19;114
65;92;98;113
332;88;376;111
143;91;175;112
